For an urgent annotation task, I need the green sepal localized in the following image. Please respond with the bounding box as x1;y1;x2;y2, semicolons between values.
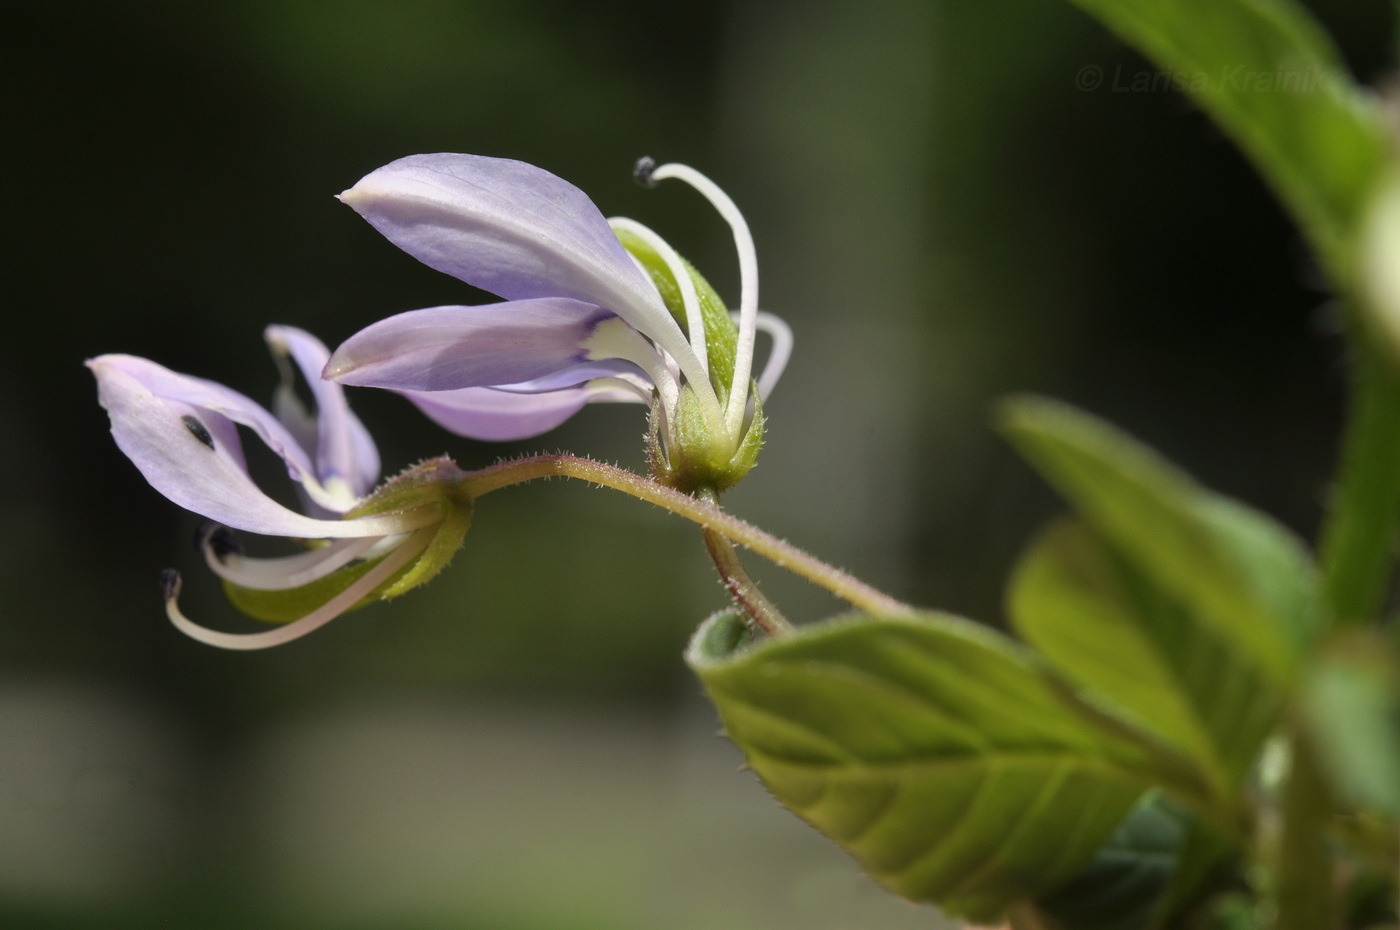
687;609;1216;923
346;457;473;599
223;457;473;623
658;384;765;494
223;557;383;624
344;456;465;524
614;226;738;387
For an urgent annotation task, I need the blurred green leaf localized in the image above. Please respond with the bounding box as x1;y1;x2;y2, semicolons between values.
1064;0;1389;280
1148;814;1240;930
1302;631;1400;814
1036;792;1190;930
1010;519;1279;798
686;610;1213;923
999;396;1323;685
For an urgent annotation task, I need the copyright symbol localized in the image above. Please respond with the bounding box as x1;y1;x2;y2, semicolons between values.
1075;65;1103;91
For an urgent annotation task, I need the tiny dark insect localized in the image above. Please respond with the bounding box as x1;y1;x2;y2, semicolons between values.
181;414;215;449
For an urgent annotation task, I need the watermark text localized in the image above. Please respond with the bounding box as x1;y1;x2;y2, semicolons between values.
1074;63;1331;94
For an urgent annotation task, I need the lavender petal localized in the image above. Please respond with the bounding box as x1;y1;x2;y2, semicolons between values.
265;325;380;497
401;382;641;441
92;354;317;486
88;356;406;538
338;153;690;356
325;298;616;392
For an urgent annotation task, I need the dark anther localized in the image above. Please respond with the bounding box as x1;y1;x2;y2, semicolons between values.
195;521;243;561
632;156;658;187
160;568;182;601
182;415;215;449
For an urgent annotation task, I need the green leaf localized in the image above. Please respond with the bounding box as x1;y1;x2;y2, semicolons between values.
999;396;1323;685
1302;631;1400;814
1037;792;1191;930
1147;816;1239;929
1010;519;1280;798
687;610;1213;923
1064;0;1389;281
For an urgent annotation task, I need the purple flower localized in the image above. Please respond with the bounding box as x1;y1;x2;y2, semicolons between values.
88;326;468;649
325;154;791;485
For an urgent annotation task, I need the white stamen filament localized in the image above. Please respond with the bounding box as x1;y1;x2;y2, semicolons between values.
613;247;724;435
298;472;362;514
608;218;708;375
202;533;386;590
166;526;435;650
580;376;654;405
584;316;727;442
747;311;793;401
648;163;760;441
321;476;360;509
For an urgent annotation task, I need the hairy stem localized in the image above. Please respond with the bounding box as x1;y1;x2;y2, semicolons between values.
460;454;913;618
1274;734;1335;930
695;487;792;637
702;528;793;636
1320;338;1400;626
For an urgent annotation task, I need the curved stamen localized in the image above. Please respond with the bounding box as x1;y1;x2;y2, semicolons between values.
647;163;759;441
488;372;653;405
164;527;435;650
745;311;793;401
580;376;655;405
296;473;365;515
608;218;708;377
201;532;386;590
582;316;728;442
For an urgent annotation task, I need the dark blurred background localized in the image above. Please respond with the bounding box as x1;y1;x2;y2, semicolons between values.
3;1;1392;927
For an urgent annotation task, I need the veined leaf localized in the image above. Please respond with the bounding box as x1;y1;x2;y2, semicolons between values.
687;610;1213;923
1064;0;1389;282
1146;814;1240;929
999;396;1323;686
1011;519;1280;798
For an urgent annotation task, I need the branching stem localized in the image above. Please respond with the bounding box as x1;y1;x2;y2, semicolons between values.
694;487;792;637
459;454;913;623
